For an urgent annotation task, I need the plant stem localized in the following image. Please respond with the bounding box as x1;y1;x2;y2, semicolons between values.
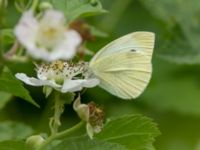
38;121;84;150
37;95;53;133
3;40;19;59
31;0;39;11
49;92;65;135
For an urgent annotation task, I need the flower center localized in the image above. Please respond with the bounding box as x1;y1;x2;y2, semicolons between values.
37;61;87;84
36;23;65;49
88;102;105;133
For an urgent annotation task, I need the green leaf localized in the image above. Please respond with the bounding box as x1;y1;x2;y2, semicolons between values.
0;140;25;150
0;29;14;45
139;0;200;64
0;121;33;141
0;1;20;28
142;58;200;115
44;0;106;21
153;113;200;150
96;115;160;150
155;23;200;64
90;25;108;37
0;91;12;110
0;67;39;107
48;136;127;150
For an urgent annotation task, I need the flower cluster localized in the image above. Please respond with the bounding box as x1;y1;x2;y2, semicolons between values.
14;8;104;139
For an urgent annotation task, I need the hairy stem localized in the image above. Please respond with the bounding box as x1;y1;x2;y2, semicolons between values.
49;92;65;135
38;121;84;150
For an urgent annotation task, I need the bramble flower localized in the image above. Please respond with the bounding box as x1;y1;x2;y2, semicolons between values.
15;9;82;61
73;96;105;139
15;61;99;93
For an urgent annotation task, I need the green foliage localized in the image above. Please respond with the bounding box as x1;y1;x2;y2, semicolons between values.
90;25;108;38
139;0;200;64
96;115;160;150
142;58;200;115
0;0;20;28
0;121;33;141
0;91;12;110
0;140;25;150
44;115;159;150
0;29;14;45
1;0;200;149
49;136;127;150
0;29;15;57
43;0;106;21
0;67;39;107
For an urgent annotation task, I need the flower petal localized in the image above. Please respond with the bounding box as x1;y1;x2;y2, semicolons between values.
15;73;61;89
26;47;53;61
14;11;38;51
73;96;89;122
86;123;102;139
14;11;52;61
40;9;65;25
26;30;82;62
61;78;100;93
86;123;94;139
51;30;82;61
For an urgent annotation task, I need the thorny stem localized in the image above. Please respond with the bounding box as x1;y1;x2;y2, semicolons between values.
38;121;84;150
49;92;65;135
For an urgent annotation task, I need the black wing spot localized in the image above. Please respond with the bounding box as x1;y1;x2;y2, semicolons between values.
131;49;137;52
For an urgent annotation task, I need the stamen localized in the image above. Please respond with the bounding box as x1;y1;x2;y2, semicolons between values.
36;61;88;84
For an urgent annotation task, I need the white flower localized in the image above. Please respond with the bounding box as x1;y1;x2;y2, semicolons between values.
15;61;99;93
73;96;104;139
15;10;82;61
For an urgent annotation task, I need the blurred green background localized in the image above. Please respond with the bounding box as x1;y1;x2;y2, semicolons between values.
1;0;200;149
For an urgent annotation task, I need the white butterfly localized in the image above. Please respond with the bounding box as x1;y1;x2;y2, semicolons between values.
89;32;155;99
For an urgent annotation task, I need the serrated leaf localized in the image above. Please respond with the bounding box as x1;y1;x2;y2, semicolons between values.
0;91;12;110
139;0;200;64
155;23;200;64
0;121;33;141
44;0;106;21
47;136;127;150
0;67;39;107
96;115;160;150
0;140;25;150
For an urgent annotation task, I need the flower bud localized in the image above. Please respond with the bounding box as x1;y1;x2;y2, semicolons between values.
39;2;53;10
73;96;105;139
90;0;98;6
26;135;45;150
43;86;53;98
